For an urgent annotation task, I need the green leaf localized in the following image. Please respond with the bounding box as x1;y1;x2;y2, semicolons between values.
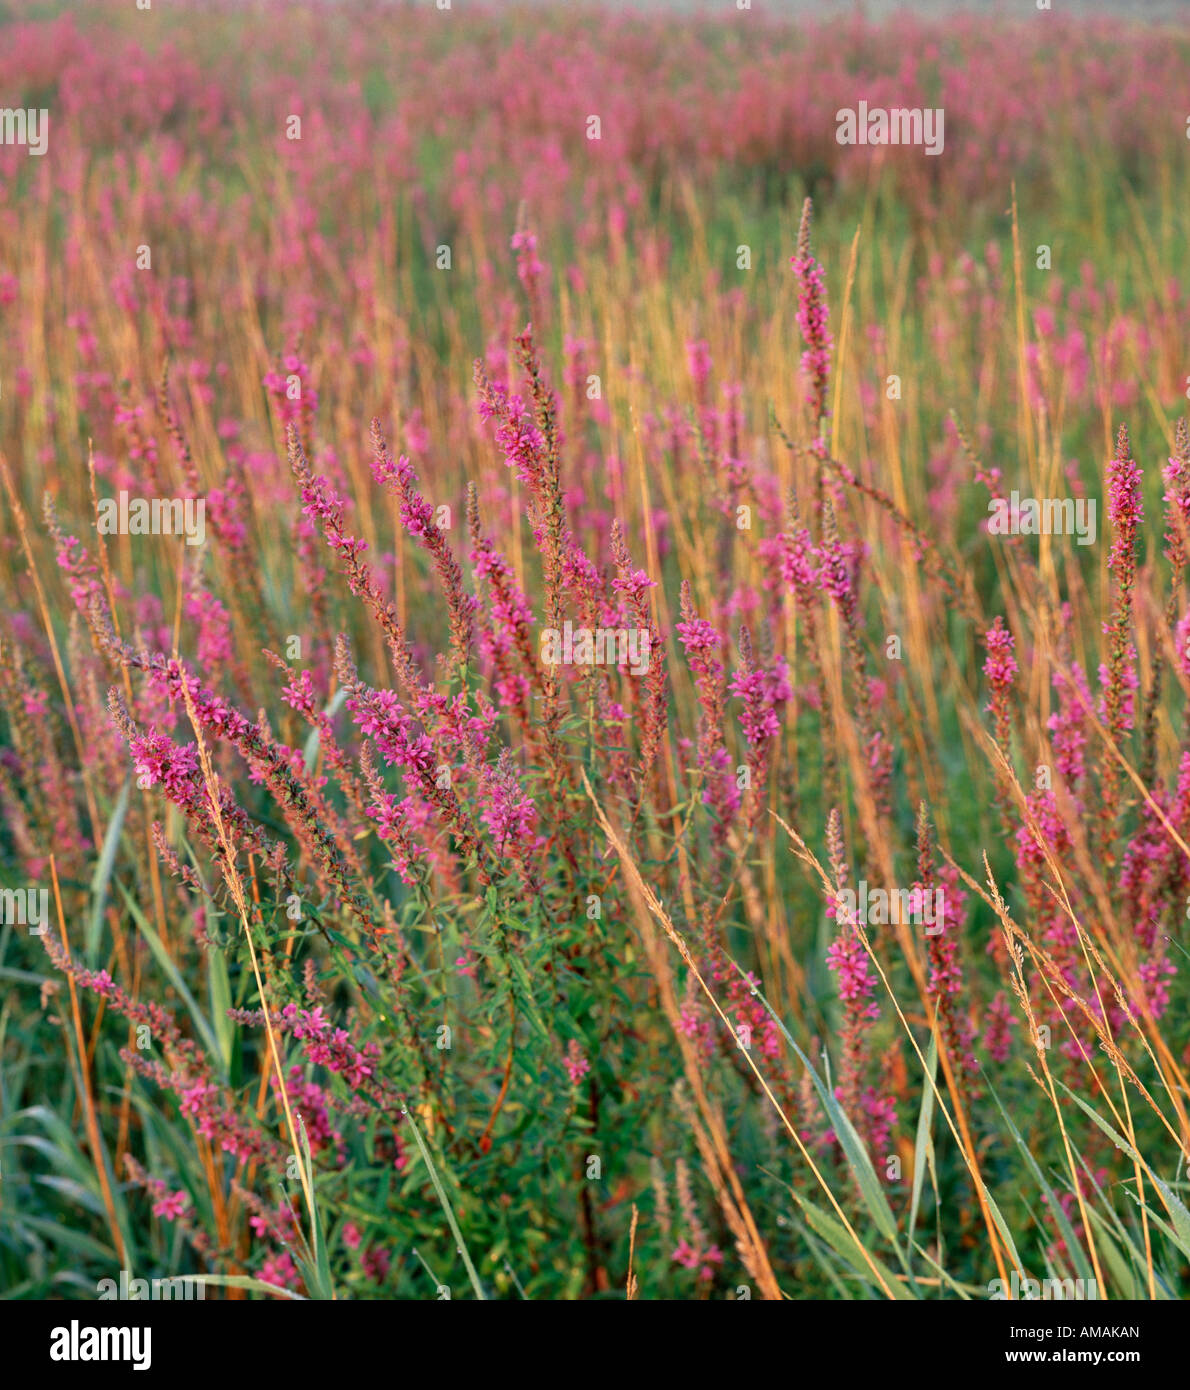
192;1274;305;1300
1150;1177;1190;1261
18;1212;116;1264
292;1115;335;1300
1083;1208;1142;1300
403;1105;487;1299
908;1030;938;1244
794;1193;915;1299
86;775;131;963
208;947;234;1075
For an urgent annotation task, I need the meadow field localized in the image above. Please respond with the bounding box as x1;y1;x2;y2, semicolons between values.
1;0;1189;1304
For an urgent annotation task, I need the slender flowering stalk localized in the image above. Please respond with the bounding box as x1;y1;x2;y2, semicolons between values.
676;581;739;849
358;739;427;887
1161;419;1190;591
265;650;369;820
983;616;1018;834
728;625;789;827
288;424;434;716
823;810;883;1148
467;482;539;733
611;519;667;794
982;990;1017;1063
369;419;473;674
475;333;578;784
983;616;1018;753
818;497;889;817
476;747;537;860
1101;423;1142;853
791;197;833;459
1144;419;1190;781
916;806;978;1099
511;228;544;309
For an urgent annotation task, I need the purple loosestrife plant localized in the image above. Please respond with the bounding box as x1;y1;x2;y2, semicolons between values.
791;197;834;462
676;581;740;852
1100;423;1142;853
